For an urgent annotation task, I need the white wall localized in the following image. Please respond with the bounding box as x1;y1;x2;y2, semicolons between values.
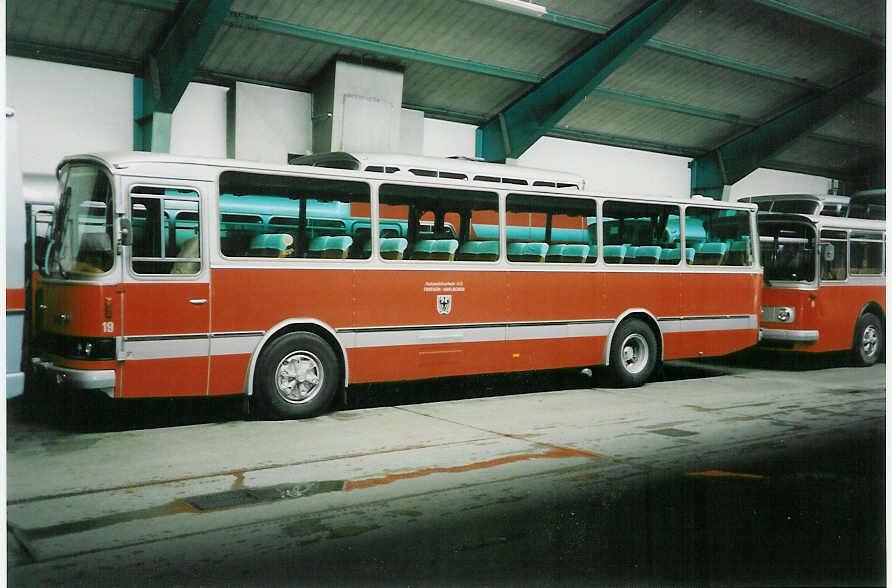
230;82;312;164
171;82;228;158
7;57;133;201
6;56;834;203
728;168;832;200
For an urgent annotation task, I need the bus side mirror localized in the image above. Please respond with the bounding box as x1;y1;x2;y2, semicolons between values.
822;243;835;262
120;218;133;246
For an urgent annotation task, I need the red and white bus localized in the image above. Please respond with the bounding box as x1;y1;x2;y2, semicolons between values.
33;151;761;418
5;108;27;399
757;211;885;365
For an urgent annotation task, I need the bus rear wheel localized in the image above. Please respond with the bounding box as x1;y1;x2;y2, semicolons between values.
255;332;339;419
851;313;883;367
609;318;658;387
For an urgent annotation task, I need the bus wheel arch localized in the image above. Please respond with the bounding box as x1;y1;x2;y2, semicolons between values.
852;303;884;367
247;319;348;417
603;310;663;387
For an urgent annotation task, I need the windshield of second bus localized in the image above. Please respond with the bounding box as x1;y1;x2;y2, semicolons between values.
48;163;114;276
758;222;816;283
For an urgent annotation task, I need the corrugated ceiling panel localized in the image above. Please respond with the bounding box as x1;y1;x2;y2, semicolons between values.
600;47;809;121
812;101;885;146
232;0;591;77
203;26;340;87
540;0;653;28
7;0;168;60
653;0;881;87
560;95;741;149
771;135;877;174
402;62;531;120
779;0;885;40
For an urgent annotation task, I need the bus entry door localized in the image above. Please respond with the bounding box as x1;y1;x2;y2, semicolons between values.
119;185;210;398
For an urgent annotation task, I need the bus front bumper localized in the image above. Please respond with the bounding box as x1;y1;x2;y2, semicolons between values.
32;358;115;398
759;328;819;344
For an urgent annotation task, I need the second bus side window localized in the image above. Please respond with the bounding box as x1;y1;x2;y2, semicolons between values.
378;184;498;262
602;201;680;265
850;231;884;275
219;172;371;260
684;207;753;266
506;194;596;263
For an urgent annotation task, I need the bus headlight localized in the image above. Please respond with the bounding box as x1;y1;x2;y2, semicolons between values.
761;306;795;323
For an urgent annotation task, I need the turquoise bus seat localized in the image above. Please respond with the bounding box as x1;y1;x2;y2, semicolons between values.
307;235;352;259
561;244;590;263
457;240;497;261
545;243;565;263
249;233;294;258
659;248;681;265
431;239;459;261
379;237;408;260
694;242;727;265
634;245;662;264
507;242;526;261
603;244;627;264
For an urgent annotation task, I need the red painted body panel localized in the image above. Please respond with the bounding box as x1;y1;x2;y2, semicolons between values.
41;282;118;337
120;281;209;398
7;287;25;312
762;284;885;353
122;357;208;398
39;264;761;397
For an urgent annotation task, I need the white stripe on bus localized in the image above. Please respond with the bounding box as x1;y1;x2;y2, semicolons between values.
119;315;756;361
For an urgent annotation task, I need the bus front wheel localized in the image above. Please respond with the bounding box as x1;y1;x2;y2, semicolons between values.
852;313;883;367
255;332;340;419
609;318;658;387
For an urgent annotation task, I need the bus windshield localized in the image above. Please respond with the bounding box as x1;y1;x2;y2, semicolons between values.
758;221;816;283
49;164;114;276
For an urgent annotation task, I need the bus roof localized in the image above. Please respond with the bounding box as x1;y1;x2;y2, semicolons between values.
57;151;754;210
756;211;885;232
288;151;586;190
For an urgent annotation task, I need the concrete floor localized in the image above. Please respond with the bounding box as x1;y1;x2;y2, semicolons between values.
6;351;885;586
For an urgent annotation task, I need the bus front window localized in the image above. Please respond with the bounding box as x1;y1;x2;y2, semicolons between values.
759;223;816;283
49;164;114;276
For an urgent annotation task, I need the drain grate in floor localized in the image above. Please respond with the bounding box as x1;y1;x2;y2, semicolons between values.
650;428;699;437
182;481;346;512
182;489;262;511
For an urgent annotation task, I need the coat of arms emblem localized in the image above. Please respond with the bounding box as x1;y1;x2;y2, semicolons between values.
436;294;453;315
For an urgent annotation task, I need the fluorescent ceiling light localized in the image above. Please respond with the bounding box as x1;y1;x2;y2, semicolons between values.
466;0;548;17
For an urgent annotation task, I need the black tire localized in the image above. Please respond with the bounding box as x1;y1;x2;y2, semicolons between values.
254;332;340;419
609;318;658;387
851;313;883;367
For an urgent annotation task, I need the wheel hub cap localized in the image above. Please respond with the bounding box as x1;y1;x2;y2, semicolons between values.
275;351;324;404
862;325;879;359
620;333;649;374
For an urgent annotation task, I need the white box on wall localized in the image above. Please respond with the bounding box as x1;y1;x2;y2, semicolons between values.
171;83;228;159
228;82;312;164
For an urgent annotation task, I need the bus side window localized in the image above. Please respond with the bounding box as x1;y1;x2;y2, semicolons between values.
850;231;884;275
506;193;596;264
602;200;679;264
218;173;371;261
130;188;201;275
685;207;752;266
379;184;498;262
820;230;847;281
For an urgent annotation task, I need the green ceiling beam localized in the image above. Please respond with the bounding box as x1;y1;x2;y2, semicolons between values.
690;68;883;199
135;0;233;151
476;0;690;161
